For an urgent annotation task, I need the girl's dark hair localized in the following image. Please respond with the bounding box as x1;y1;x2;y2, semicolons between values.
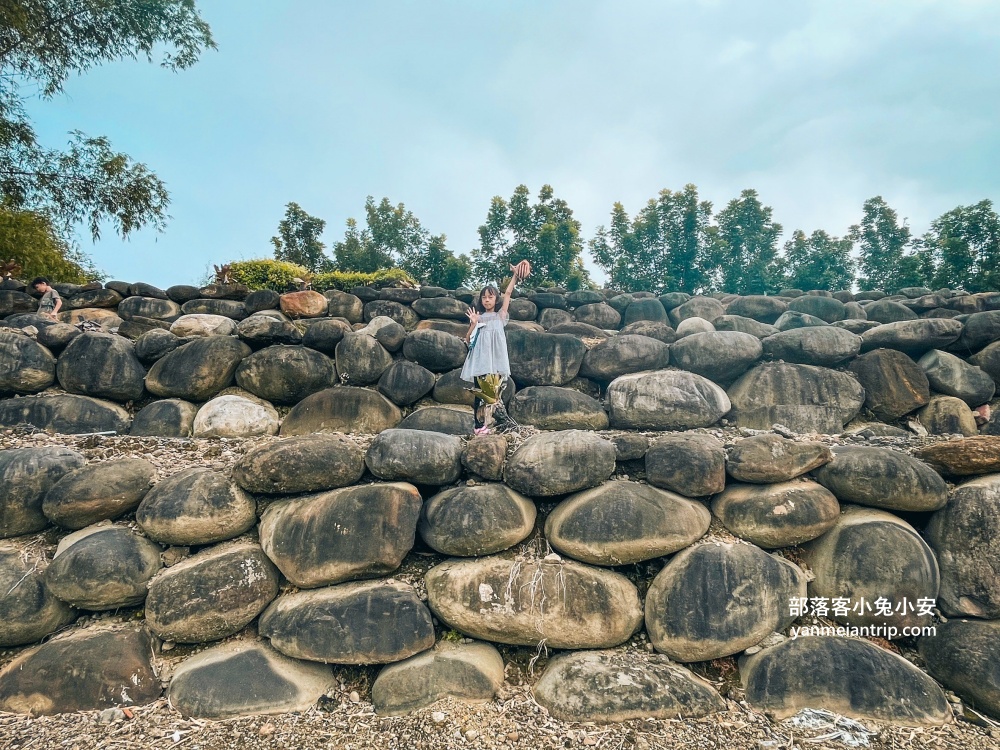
474;284;500;313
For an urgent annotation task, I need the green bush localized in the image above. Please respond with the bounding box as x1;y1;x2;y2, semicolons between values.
311;267;415;291
227;259;310;291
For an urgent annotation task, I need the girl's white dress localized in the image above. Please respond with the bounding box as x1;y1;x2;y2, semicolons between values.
460;310;511;382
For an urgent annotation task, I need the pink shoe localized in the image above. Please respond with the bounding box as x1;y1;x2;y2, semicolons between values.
473;426;491;436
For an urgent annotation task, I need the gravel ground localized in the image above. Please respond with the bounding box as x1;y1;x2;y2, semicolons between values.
2;427;999;750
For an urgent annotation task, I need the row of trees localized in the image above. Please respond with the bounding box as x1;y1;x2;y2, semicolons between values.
271;186;1000;295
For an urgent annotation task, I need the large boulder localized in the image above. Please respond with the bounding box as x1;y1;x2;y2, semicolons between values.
0;290;39;316
118;295;182;321
63;289;120;310
169;313;237;337
959;310;1000;350
726;296;787;324
136;468;256;546
914;436;1000;476
774;311;827;331
578;335;670;381
145;542;280;643
0;446;86;538
233;434;365;494
418;483;536;556
670;331;763;385
645;434;726;497
0;627;161;716
259;482;422;588
279;290;328;318
645;542;806;662
397;405;474;435
259;581;434;664
508;386;608;430
725;435;832;483
41;458;155;529
727;363;864;433
192;394;280;438
711;480;840;548
761;327;861;367
503;431;615;496
325;290;364;323
145;337;251;401
357;316;407;351
812;446;947;512
919;619;1000;721
918;395;978;436
713;315;779;339
335;332;393;385
970;341;1000;384
545;482;710;566
35;322;81;353
234;345;337;404
180;298;247;320
280;386;402;435
55;333;145;402
168;640;333;719
426;556;642;649
607;370;731;430
129;398;198;437
300;317;352;354
619;320;677;343
0;547;76;647
860;318;963;355
865;298;920;324
847;348;930;420
461;434;508;480
573;303;621;329
234;314;303;349
133;328;181;364
533;651;725;723
0;331;56;393
402;329;468;372
802;506;939;631
741;637;950;725
372;641;504;717
669;297;724;325
0;394;131;434
925;474;1000;618
918;349;995;406
411;296;469;320
44;525;162;610
365;429;463;485
505;328;586;386
787;295;847;323
364;299;420;330
377;361;436;406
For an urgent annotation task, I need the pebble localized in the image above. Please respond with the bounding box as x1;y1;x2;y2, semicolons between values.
432;711;446;724
161;641;176;652
349;691;361;704
464;729;479;741
97;708;125;724
259;723;276;737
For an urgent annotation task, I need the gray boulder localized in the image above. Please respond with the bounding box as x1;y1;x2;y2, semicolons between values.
669;296;724;325
426;556;642;649
372;641;505;717
847;348;930;420
136;468;256;546
325;290;364;323
259;482;422;588
762;327;861;366
364;299;420;330
129;398;198;437
41;458;155;529
0;547;76;647
233;434;365;494
645;542;806;661
619;320;677;343
918;349;995;406
579;334;670;381
119;295;182;321
670;331;763;385
865;298;919;324
0;394;131;434
506;328;586;386
645;434;726;497
0;331;56;393
280;386;402;435
0;446;86;538
711;480;840;548
727;363;864;433
741;636;950;725
235;315;303;348
180;298;247;320
860;318;963;355
35;322;81;353
918;395;978;436
418;483;536;556
812;446;947;512
573;303;621;328
146;541;280;643
432;367;514;406
365;429;463;485
726;435;832;483
168;639;334;719
377;361;435;406
726;296;787;324
919;619;1000;721
300;317;353;354
259;581;434;664
503;430;615;496
133;328;181;364
534;650;724;722
622;298;667;325
774;311;828;330
787;295;846;323
959;310;1000;350
411;296;469;320
607;370;731;430
145;337;251;401
675;317;715;337
56;333;145;402
397;405;474;435
545;481;710;565
509;386;608;430
713;315;779;339
925;474;1000;618
402;329;468;372
44;525;161;610
192;394;280;438
461;435;508;480
335;332;392;385
234;345;337;404
969;340;1000;384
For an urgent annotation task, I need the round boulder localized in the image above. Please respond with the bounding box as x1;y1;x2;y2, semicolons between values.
233;434;365;494
398;405;474;435
670;331;763;385
579;335;670;381
847;348;930;420
0;446;87;538
711;480;840;548
645;434;726;497
41;458;156;529
279;290;328;318
503;430;615;497
301;317;352;354
573;303;621;329
918;395;978;436
812;446;947;512
235;345;337;404
133;328;181;364
145;337;251;401
192;395;279;438
336;332;393;385
0;331;56;393
0;394;131;435
418;483;536;556
726;435;832;483
918;349;995;406
129;398;198;437
509;386;608;430
365;429;464;485
918;619;1000;721
761;327;861;367
726;296;787;324
377;361;435;406
402;329;468;372
169;313;237;337
860;319;963;355
607;370;731;430
505;328;586;386
56;333;145;402
0;547;76;647
234;315;302;348
280;386;402;435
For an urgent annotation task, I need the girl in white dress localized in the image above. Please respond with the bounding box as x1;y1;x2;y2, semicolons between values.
461;261;531;434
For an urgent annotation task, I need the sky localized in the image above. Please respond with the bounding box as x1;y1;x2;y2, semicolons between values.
27;0;1000;287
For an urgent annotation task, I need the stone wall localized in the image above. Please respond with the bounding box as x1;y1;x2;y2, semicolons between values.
1;278;999;725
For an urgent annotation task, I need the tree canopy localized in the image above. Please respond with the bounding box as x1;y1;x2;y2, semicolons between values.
0;0;214;241
782;229;855;292
271;202;331;273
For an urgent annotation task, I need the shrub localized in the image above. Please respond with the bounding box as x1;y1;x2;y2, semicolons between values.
311;268;415;291
227;259;310;291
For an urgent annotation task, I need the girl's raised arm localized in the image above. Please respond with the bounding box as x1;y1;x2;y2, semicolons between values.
500;262;528;315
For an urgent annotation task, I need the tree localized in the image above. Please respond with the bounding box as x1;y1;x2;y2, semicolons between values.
0;203;102;282
849;196;926;292
399;233;471;289
782;229;855;291
0;1;215;240
270;202;331;273
332;196;428;273
919;200;1000;293
590;184;716;294
473;184;589;287
715;189;783;294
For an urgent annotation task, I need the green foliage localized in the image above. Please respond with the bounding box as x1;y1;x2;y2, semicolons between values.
590;185;716;294
227;259;310;292
399;233;471;289
782;229;855;291
850;196;924;293
333;196;426;273
0;204;102;282
473;184;590;287
716;189;783;294
0;1;215;240
311;267;415;292
919;200;1000;293
271;202;332;273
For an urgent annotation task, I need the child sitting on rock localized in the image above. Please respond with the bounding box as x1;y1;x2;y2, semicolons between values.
461;260;531;435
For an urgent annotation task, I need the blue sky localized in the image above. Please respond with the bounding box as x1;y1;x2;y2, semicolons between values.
29;0;1000;286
